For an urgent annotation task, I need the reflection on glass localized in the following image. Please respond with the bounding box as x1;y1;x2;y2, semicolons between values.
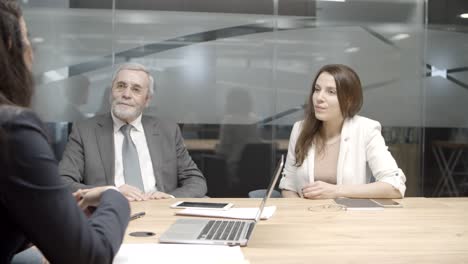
63;75;90;121
216;88;262;191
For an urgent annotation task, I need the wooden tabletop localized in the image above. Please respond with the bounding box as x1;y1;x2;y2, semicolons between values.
125;198;468;264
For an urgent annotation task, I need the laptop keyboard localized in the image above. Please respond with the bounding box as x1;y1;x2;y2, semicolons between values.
197;220;247;241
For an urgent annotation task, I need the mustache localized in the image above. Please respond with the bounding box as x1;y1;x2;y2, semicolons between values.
113;100;135;107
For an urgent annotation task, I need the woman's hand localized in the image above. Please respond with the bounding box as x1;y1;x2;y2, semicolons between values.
281;189;300;198
73;186;118;210
302;181;339;199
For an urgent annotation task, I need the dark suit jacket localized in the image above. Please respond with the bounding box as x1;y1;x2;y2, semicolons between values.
0;106;129;263
59;113;207;197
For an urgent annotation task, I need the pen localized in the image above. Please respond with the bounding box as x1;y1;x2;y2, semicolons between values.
130;211;146;221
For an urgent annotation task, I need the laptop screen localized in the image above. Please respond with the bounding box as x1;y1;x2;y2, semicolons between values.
253;155;284;222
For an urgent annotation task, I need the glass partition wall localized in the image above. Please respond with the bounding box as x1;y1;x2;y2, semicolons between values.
22;0;468;197
423;0;468;198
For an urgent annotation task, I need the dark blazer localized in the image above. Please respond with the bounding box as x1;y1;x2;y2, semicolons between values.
0;106;130;264
59;113;207;197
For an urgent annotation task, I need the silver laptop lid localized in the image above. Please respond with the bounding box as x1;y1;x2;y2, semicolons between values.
252;155;284;223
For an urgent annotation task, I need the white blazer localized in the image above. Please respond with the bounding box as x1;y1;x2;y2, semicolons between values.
279;115;406;197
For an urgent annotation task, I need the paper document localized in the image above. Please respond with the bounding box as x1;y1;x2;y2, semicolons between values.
114;243;248;264
176;206;277;220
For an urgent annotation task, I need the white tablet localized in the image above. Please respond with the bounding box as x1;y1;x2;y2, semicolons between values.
371;199;403;208
170;201;234;210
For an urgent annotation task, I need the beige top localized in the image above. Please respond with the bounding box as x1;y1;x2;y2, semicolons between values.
314;136;340;184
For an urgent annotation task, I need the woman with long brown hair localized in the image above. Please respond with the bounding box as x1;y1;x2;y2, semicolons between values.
279;64;406;199
0;1;130;263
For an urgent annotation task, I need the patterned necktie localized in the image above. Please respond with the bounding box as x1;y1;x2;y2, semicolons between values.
121;124;144;190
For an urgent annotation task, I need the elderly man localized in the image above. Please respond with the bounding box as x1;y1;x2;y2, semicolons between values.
59;63;207;200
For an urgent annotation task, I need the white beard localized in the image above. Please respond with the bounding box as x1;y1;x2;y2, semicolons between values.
112;101;143;123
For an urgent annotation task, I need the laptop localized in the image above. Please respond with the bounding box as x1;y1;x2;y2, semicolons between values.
159;155;284;247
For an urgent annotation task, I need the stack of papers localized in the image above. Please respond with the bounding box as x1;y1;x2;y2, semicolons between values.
114;244;248;264
176;206;277;220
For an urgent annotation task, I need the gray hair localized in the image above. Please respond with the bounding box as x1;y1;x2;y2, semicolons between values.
111;62;154;96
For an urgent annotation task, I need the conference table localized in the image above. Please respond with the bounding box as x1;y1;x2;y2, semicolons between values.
124;198;468;263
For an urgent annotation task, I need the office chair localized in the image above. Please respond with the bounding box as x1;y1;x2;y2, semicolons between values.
200;154;230;197
235;142;277;197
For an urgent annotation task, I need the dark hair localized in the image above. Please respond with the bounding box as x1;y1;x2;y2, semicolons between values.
0;0;33;107
294;64;363;166
1;0;32;162
0;0;22;17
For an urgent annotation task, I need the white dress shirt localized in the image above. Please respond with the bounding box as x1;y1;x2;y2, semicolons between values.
112;113;156;193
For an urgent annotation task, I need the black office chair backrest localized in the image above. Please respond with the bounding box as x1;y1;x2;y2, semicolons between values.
236;142;277;197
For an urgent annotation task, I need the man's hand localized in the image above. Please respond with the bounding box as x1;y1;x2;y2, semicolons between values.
118;184;147;201
145;191;174;200
302;181;339;199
